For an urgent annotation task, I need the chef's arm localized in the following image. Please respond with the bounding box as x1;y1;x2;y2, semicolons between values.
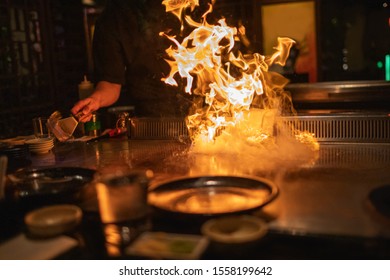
71;81;121;122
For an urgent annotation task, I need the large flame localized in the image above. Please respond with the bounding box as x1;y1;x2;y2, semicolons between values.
161;0;318;158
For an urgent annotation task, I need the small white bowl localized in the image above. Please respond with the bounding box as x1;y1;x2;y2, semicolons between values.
24;204;82;238
201;215;268;244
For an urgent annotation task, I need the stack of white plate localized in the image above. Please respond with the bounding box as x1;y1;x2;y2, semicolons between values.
25;137;55;154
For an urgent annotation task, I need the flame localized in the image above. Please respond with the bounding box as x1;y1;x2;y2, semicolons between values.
162;0;200;32
161;1;318;156
162;0;199;20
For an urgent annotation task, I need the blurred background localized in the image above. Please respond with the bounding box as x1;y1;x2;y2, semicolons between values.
0;0;389;138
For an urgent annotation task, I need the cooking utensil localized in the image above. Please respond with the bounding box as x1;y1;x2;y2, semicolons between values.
86;127;126;143
47;111;83;142
148;175;278;216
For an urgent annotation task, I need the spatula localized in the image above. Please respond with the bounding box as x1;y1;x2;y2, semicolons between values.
47;111;83;142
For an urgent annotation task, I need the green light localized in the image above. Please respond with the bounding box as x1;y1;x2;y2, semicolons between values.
377;61;383;69
386;54;390;81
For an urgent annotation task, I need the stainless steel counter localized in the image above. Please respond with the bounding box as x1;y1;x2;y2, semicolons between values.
30;138;390;240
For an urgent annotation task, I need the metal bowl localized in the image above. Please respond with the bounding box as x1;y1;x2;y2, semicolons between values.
6;167;95;209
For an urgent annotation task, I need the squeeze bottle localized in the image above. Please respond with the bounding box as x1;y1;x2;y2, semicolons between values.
78;75;94;100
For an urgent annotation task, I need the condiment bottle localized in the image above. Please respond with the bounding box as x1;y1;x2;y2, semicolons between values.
76;75;94;137
78;75;94;100
85;112;101;137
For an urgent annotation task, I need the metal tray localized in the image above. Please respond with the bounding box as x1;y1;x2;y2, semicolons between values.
148;176;278;216
7;167;95;199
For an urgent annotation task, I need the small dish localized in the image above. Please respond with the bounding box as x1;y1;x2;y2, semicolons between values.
24;204;82;237
201;215;268;244
25;137;55;154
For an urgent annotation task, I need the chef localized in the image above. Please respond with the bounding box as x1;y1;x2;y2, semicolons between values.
71;0;193;122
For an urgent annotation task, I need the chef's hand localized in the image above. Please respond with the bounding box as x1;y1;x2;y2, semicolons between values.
71;81;122;122
71;97;100;122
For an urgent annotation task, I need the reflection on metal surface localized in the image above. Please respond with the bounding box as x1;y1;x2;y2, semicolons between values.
286;80;390;102
316;143;390;168
128;115;390;143
281;114;390;143
130;118;189;140
149;176;278;216
26;139;390;239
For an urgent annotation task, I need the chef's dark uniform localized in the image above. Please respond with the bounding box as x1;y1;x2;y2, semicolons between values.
92;0;191;117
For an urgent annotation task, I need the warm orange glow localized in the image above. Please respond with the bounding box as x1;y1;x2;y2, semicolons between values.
161;0;318;155
162;0;200;32
162;0;199;21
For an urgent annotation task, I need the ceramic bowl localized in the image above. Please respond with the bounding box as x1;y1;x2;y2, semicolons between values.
24;204;82;238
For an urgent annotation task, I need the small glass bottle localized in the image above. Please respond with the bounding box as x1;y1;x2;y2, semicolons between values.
76;75;94;136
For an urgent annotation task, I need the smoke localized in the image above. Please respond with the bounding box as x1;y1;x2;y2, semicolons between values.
186;109;319;176
160;0;319;175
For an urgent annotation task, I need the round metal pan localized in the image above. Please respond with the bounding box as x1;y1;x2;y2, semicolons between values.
148;175;278;216
6;167;96;209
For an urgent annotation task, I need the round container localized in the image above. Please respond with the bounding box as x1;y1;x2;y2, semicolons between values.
95;171;151;224
24;204;82;237
201;215;268;257
202;215;268;243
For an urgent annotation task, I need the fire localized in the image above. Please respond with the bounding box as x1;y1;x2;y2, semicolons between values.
161;0;318;157
162;0;199;21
